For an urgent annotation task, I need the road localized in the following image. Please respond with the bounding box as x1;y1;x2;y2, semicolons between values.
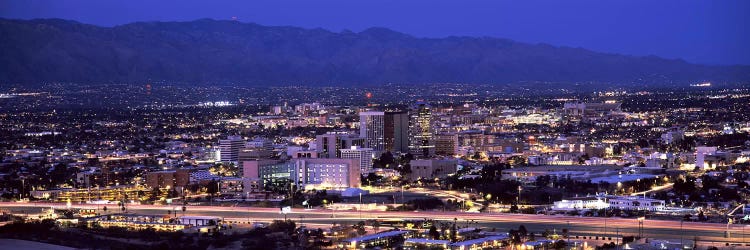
631;183;674;197
2;202;748;246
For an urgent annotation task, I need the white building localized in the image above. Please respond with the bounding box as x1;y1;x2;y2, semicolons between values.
340;146;374;173
661;130;684;144
243;158;362;192
218;136;245;163
696;146;718;169
608;196;666;211
553;195;666;212
360;111;385;152
553;197;609;211
294;158;361;191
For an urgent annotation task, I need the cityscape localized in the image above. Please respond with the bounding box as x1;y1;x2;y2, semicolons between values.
1;1;750;250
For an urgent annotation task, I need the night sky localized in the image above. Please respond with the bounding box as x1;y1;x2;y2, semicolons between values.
1;0;748;65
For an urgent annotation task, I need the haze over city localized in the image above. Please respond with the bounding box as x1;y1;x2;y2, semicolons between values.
0;1;749;250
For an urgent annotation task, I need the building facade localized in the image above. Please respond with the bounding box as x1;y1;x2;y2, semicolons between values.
315;132;365;158
218;135;245;163
385;110;410;154
340;146;374;173
408;159;457;181
409;102;435;158
360;111;386;152
435;133;459;156
243;158;361;192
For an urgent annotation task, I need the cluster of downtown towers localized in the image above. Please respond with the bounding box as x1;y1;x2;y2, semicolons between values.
359;101;435;159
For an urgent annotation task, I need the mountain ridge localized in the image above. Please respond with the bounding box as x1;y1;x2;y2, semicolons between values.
1;18;748;86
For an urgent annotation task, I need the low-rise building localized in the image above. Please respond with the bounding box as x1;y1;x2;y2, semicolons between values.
408;159;458;181
242;158;361;192
553;197;609;211
340;230;411;249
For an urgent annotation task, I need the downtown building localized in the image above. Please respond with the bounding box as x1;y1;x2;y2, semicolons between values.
384;110;410;154
243;158;361;193
218;135;245;163
360;111;386;152
408;101;435;158
340;146;374;173
314;132;365;158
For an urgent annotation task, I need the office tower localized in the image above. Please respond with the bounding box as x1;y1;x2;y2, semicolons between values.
218;135;245;163
340;146;374;173
359;111;385;152
385;110;410;154
409;101;435;158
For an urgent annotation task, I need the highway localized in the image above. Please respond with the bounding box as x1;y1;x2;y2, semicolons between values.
2;202;748;246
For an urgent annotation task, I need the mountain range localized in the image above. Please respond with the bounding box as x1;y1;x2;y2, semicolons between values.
1;18;748;86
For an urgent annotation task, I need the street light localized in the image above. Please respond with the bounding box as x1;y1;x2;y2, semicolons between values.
357;192;362;220
567;220;571;245
637;217;645;239
604;205;610;240
680;218;684;248
517;186;522;205
727;218;733;239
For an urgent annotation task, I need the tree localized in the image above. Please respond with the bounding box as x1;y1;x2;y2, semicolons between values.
552;240;566;249
510;203;519;213
371;220;380;233
206;180;219;194
472;152;481;160
518;225;528;238
622;236;635;244
379;151;395;167
407;197;444;210
269;220;296;233
428;225;440;240
148;187;162;201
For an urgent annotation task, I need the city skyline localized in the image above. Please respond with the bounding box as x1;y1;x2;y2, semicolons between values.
1;1;749;250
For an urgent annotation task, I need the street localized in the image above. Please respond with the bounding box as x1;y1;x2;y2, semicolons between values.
2;202;747;246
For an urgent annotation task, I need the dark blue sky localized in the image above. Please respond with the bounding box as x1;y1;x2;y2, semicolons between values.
2;0;748;65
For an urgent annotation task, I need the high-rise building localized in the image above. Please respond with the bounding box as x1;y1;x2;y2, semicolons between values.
219;136;245;163
385;110;410;154
359;111;385;152
409;102;435;158
340;146;374;173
